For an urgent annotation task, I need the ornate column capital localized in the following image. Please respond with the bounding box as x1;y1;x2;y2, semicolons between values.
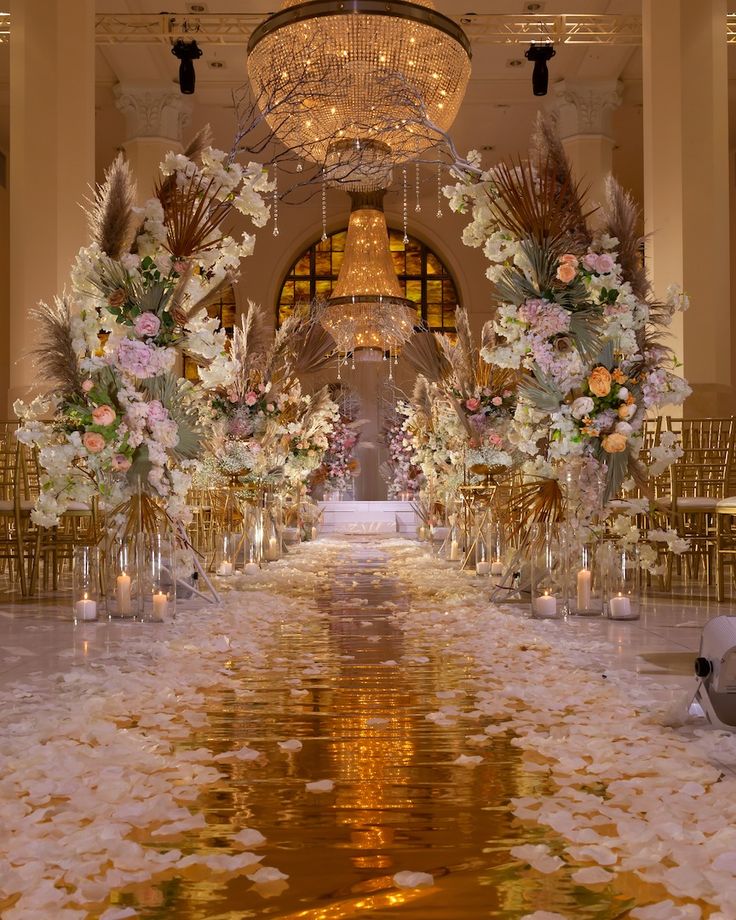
113;82;192;142
550;79;623;140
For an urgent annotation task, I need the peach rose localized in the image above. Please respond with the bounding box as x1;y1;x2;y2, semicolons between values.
618;403;636;420
588;366;612;397
560;254;579;267
556;262;577;284
92;404;116;427
602;432;628;454
83;431;106;454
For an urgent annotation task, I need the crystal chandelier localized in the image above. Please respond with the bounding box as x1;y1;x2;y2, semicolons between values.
247;0;472;182
319;190;416;373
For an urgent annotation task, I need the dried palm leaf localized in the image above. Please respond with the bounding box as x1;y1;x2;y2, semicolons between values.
602;176;649;300
512;476;565;536
288;315;336;376
517;365;564;414
86;154;138;260
532;113;593;249
568;309;604;364
30;298;84;400
264;311;302;384
411;375;433;422
156;171;231;260
157;125;215;204
141;372;203;461
401;330;451;383
480;320;496;354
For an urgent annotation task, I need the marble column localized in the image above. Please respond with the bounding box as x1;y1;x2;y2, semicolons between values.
114;83;192;202
8;0;95;412
643;0;731;416
550;79;622;225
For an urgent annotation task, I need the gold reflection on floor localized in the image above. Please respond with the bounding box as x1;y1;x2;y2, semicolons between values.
107;543;667;918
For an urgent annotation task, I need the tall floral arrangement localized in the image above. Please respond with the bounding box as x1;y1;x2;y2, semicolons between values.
311;388;364;496
16;131;274;528
382;411;423;499
444;118;690;507
198;303;339;486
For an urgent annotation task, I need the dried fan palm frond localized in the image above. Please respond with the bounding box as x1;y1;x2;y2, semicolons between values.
518;365;564;414
157;125;215;204
86;154;138;260
602;176;649;300
476;360;517;395
480;320;496;354
156;171;231;260
401;329;451;383
30;298;84;400
532;113;593;249
512;476;565;537
568;309;604;364
288;312;336;376
489;156;594;255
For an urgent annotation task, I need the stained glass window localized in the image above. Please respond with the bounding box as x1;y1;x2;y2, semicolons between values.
183;284;237;381
277;228;459;334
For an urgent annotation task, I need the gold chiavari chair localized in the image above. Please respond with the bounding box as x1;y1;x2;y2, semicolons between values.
0;421;28;594
660;417;734;587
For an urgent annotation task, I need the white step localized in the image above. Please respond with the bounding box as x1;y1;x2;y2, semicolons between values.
318;500;418;535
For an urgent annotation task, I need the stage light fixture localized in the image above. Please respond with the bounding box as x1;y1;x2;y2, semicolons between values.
524;42;555;96
172;39;202;95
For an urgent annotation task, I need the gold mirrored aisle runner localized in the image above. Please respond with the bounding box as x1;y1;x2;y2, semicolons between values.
108;542;666;919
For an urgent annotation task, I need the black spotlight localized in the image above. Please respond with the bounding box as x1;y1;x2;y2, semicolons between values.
524;42;556;97
171;39;203;95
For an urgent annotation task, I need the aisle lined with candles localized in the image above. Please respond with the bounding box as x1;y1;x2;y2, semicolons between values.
2;537;736;919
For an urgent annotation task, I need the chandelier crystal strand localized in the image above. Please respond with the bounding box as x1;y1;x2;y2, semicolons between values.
272;162;279;237
436;162;443;219
415;161;422;213
321;169;328;241
402;166;409;244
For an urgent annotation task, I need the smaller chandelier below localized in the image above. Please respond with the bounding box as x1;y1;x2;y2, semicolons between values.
319;192;417;357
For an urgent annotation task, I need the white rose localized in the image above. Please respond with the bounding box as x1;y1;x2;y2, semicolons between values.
615;421;633;436
571;397;595;420
617;387;629;401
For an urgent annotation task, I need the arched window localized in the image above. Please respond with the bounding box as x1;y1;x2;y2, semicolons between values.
183;284;237;381
277;228;460;333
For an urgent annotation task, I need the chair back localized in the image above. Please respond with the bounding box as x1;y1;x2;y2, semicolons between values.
666;417;735;503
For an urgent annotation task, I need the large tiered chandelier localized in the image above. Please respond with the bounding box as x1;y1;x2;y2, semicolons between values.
247;0;471;358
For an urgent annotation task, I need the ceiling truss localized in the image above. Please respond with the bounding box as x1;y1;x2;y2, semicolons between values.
91;12;736;47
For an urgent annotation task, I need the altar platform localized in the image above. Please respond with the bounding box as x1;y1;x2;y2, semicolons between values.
318;500;418;535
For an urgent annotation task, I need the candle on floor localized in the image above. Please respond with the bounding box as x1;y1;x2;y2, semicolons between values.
476;561;490;576
449;539;460;561
609;592;632;618
116;571;131;616
75;593;97;621
244;561;260;575
311;525;318;541
152;591;168;621
217;560;234;577
576;568;592;611
268;536;279;560
490;560;504;576
534;591;557;618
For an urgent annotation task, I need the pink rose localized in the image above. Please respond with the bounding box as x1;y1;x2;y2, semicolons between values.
465;397;481;412
81;379;94;394
245;392;258;406
556;262;577;284
111;453;132;472
92;404;116;427
491;396;503;406
83;431;106;454
595;253;615;274
267;403;275;412
173;260;188;274
560;254;579;267
582;252;599;272
134;312;161;338
146;399;168;424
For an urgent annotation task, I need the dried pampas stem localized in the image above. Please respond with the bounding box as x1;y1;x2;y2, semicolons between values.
31;298;84;400
86;154;138;260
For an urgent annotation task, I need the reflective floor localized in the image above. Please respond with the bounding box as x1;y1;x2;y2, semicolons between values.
94;542;665;919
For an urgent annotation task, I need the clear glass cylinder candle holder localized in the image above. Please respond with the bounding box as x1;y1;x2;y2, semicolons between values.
73;545;100;622
474;525;490;575
138;532;176;623
566;541;604;616
105;538;139;619
487;518;506;578
262;500;281;562
529;523;565;619
606;545;641;620
214;531;238;577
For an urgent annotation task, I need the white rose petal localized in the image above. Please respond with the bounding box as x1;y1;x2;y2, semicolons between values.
393;870;434;889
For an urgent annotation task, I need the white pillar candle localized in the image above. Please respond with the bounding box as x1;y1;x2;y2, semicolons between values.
609;593;632;618
244;561;260;575
267;536;279;560
311;525;318;541
576;568;592;611
490;560;504;576
476;561;490;576
449;540;460;561
534;592;557;618
116;572;131;616
217;560;234;577
151;591;168;621
75;593;97;621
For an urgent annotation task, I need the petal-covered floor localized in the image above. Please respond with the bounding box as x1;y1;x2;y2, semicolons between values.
1;538;735;920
